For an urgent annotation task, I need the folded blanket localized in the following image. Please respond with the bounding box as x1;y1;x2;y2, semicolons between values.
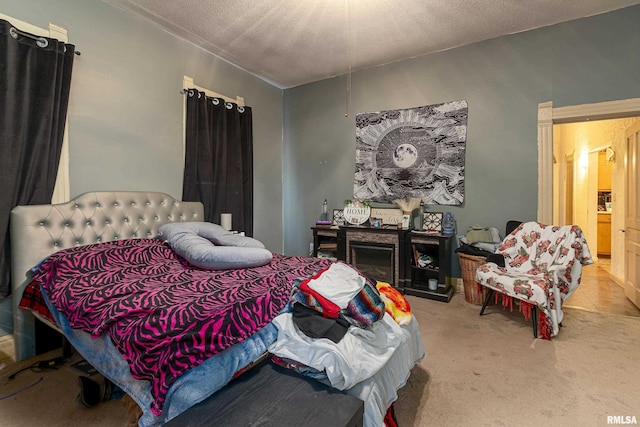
306;262;366;308
376;282;412;326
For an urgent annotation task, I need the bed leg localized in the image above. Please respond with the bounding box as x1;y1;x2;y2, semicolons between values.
532;305;538;339
62;336;74;359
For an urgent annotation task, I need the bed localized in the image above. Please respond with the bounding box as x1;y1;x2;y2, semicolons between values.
11;191;424;426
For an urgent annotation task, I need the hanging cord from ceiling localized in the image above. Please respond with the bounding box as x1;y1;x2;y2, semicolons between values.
345;0;352;118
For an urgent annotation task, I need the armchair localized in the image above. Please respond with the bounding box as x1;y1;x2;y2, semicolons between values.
476;222;593;339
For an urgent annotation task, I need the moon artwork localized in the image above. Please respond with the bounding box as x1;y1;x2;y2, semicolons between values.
353;100;468;205
393;144;418;168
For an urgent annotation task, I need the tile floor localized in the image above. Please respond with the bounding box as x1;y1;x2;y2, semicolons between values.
564;257;640;317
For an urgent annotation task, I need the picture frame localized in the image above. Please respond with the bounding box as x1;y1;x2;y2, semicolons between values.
423;212;443;232
332;209;345;226
369;208;404;226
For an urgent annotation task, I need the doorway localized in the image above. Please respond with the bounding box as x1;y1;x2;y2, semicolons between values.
538;98;640;316
553;118;627;258
553;118;640;317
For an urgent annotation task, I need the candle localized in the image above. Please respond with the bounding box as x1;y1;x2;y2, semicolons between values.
221;213;232;231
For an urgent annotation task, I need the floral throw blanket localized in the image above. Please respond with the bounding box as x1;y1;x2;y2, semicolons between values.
476;222;593;339
33;238;330;415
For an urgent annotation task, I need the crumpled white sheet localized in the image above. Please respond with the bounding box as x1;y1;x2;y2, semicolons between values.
269;312;405;390
270;312;425;427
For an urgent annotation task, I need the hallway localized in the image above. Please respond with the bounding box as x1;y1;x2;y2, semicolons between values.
565;258;640;317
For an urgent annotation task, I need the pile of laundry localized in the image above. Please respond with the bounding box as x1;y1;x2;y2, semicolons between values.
268;262;411;390
456;224;502;257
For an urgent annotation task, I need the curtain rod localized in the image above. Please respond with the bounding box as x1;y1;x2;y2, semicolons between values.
180;88;239;103
9;26;81;55
181;89;247;112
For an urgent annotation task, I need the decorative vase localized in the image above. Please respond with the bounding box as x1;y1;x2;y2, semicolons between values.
413;204;424;230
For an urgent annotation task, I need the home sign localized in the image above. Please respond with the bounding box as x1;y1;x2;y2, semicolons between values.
343;206;371;225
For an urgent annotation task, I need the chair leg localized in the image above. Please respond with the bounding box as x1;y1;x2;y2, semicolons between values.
479;288;494;316
479;288;540;339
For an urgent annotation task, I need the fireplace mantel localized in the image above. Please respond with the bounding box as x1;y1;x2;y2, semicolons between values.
311;225;454;301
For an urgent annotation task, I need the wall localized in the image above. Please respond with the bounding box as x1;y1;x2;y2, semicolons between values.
283;6;640;279
3;2;640;335
0;0;284;335
554;117;637;283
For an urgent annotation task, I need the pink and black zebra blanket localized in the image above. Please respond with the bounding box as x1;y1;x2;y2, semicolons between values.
32;238;331;415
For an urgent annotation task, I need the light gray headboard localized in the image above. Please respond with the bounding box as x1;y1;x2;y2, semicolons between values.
10;191;204;361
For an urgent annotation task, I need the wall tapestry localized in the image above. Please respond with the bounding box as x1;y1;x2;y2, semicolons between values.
353;100;467;205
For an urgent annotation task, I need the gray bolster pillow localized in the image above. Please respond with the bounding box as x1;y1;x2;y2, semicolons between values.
157;222;272;270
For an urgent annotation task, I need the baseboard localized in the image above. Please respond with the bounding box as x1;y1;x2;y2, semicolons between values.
0;334;15;362
610;273;624;288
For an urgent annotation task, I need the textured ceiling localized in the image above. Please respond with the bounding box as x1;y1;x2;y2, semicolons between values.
105;0;640;88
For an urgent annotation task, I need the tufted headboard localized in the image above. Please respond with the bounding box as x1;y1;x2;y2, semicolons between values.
10;191;204;361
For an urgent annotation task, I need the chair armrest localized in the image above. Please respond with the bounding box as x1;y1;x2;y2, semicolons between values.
486;253;505;267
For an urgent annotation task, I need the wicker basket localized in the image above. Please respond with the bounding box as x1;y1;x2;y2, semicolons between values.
458;252;489;305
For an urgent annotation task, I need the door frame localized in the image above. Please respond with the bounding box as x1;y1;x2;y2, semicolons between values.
538;98;640;289
564;153;574;225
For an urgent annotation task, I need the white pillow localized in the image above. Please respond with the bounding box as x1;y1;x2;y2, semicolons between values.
157;222;272;270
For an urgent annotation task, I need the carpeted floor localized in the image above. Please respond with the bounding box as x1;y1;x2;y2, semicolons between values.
1;293;639;426
395;294;640;427
0;351;128;427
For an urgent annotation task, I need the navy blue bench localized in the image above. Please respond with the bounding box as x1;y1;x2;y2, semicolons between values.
164;360;364;427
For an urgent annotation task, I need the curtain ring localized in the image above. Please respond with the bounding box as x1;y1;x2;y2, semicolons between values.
237;106;245;113
188;89;195;97
197;92;202;99
36;37;48;48
225;102;233;109
9;27;18;39
212;98;220;105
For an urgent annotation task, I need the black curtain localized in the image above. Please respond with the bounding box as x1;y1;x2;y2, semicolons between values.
0;19;75;298
183;90;254;235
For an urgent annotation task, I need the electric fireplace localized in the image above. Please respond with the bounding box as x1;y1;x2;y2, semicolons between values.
345;229;404;288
